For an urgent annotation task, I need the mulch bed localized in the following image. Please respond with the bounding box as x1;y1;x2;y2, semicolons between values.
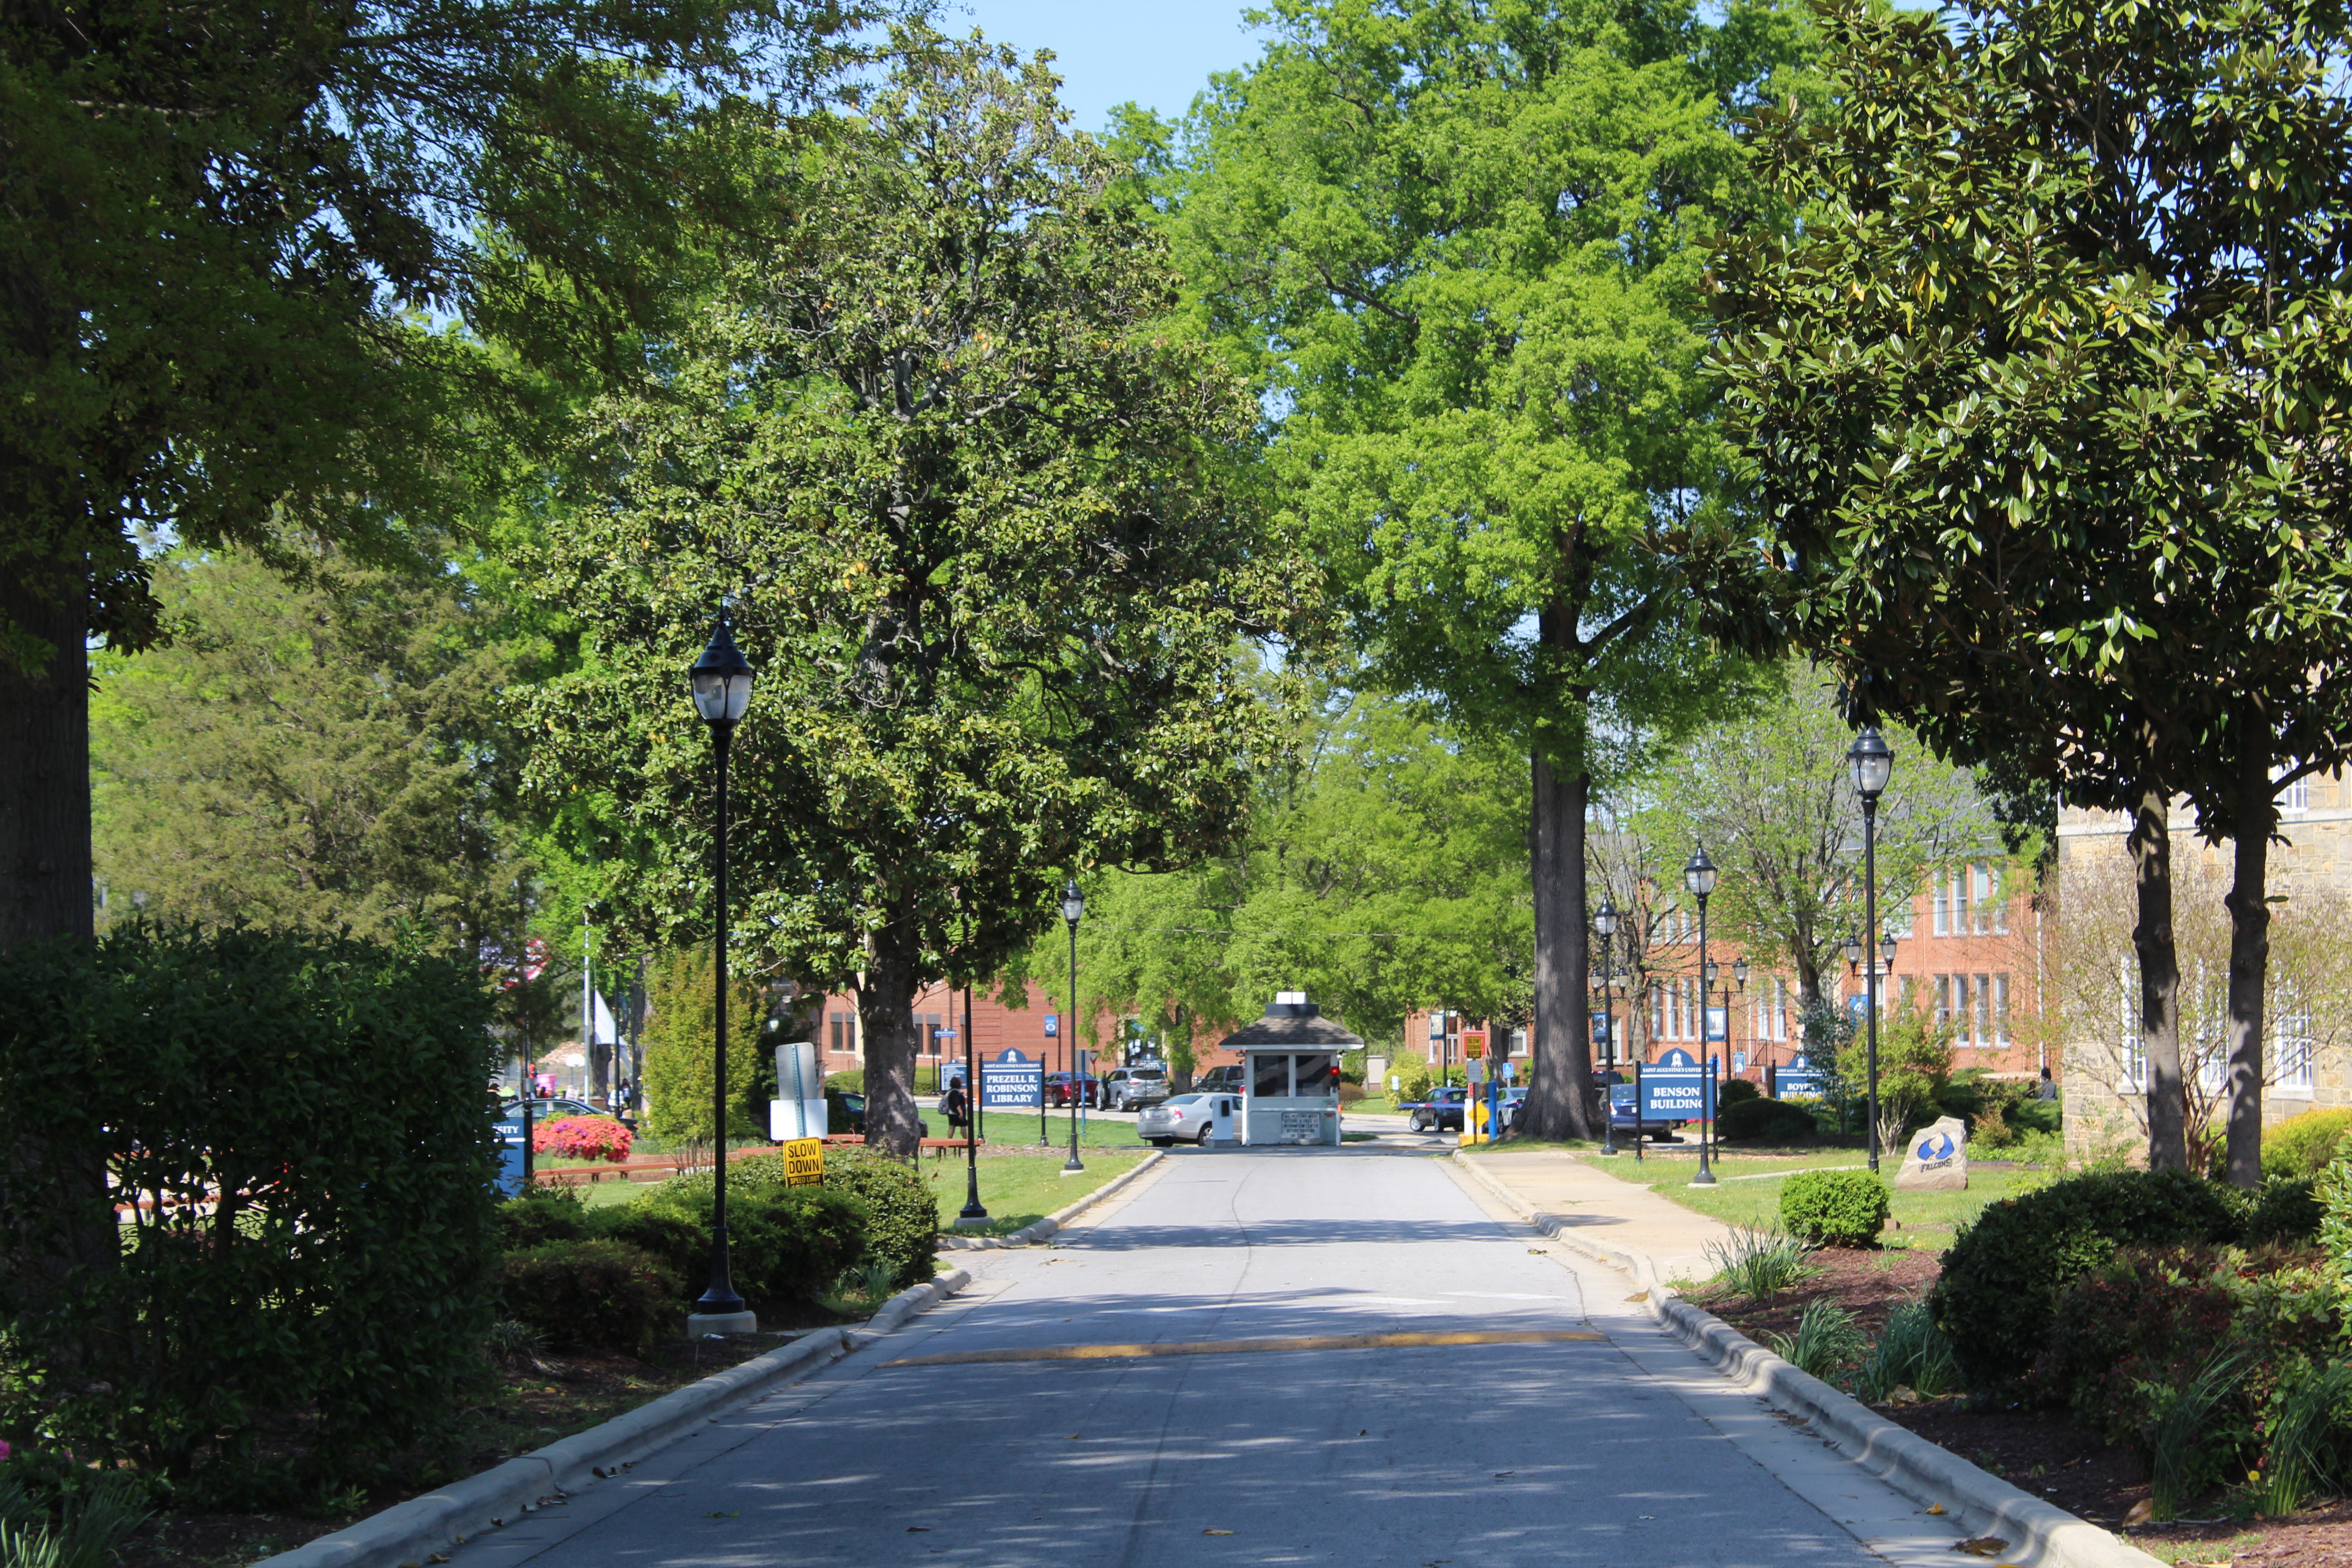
119;1321;842;1568
1706;1245;1944;1342
1705;1245;2352;1567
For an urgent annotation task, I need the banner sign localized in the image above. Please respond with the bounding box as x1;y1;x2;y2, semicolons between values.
1775;1062;1823;1097
783;1137;824;1186
981;1048;1044;1109
1044;1014;1058;1037
1705;1006;1728;1043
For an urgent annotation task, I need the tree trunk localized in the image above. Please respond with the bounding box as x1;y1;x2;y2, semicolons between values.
858;922;924;1159
2222;734;2273;1189
2129;784;2185;1171
1520;751;1596;1142
0;568;92;949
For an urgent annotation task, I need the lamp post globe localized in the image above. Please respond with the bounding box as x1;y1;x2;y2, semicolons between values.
1842;932;1864;966
1062;879;1085;1175
1733;957;1749;989
687;614;755;1334
1847;726;1894;800
1595;901;1619;939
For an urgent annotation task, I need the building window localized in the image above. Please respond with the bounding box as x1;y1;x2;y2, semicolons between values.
830;1012;857;1056
2119;962;2144;1090
1991;974;2010;1047
2277;763;2311;815
1972;973;1991;1047
2276;992;2315;1095
1932;876;1950;936
917;1012;941;1057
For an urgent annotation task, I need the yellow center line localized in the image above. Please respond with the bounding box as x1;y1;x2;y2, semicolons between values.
880;1327;1606;1368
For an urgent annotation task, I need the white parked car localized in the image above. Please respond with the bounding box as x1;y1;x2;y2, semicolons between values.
1136;1093;1219;1146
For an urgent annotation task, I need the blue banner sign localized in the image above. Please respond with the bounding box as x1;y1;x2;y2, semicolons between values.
1775;1063;1823;1097
981;1048;1044;1109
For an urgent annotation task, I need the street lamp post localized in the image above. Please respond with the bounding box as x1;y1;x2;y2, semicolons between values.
1709;956;1748;1106
1685;845;1719;1187
1847;726;1895;1173
1062;880;1086;1175
952;989;988;1224
1595;901;1620;1157
687;616;756;1334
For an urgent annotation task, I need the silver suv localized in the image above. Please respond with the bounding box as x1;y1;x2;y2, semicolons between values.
1102;1065;1171;1111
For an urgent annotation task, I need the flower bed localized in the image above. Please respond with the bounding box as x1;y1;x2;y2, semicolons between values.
532;1115;632;1162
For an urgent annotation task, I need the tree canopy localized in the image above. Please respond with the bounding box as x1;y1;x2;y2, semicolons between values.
1152;0;1816;1138
527;34;1312;1156
1708;0;2352;1177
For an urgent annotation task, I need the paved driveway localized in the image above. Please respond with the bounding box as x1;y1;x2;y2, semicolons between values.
451;1148;1981;1568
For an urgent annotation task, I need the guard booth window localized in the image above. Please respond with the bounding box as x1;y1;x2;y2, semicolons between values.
1292;1054;1334;1096
1254;1055;1290;1097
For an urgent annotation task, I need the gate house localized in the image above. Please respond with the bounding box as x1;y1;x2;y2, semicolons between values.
1219;992;1356;1147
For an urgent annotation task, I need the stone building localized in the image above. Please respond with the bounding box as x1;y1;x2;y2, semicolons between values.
2057;773;2352;1162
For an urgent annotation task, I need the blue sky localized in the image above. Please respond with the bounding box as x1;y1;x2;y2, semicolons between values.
941;1;1274;135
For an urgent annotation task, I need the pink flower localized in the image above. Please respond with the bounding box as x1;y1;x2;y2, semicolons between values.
531;1117;632;1163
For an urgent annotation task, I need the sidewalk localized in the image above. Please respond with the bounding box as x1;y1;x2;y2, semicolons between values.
1455;1148;1737;1288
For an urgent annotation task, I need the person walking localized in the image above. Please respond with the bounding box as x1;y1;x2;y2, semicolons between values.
943;1079;971;1140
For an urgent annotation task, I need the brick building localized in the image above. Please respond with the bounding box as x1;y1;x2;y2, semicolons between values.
1400;862;2043;1091
799;982;1252;1084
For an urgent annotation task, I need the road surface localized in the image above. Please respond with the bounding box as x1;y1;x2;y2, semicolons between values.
451;1148;1983;1568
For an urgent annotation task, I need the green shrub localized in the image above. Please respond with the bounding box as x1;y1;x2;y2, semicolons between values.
500;1240;677;1357
1856;1299;1960;1401
1780;1170;1890;1247
0;923;499;1505
642;1172;872;1305
1720;1098;1818;1144
1719;1078;1761;1108
590;1205;715;1298
2242;1176;2323;1245
818;1146;940;1288
496;1187;591;1249
824;1069;863;1093
1930;1168;2241;1396
2265;1109;2352;1179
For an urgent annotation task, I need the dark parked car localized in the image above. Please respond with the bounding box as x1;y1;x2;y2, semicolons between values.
1403;1086;1470;1133
826;1088;867;1134
498;1096;600;1122
1596;1075;1686;1142
1194;1064;1247;1094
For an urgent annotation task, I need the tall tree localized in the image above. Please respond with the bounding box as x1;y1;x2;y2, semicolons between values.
527;35;1312;1157
88;549;530;947
0;0;879;947
1650;664;2000;1007
1076;686;1533;1055
1159;0;1811;1139
1708;0;2352;1177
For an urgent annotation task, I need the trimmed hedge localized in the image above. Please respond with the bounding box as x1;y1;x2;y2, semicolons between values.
500;1240;676;1357
0;924;500;1505
1929;1168;2240;1396
1720;1098;1817;1144
1780;1170;1888;1246
640;1169;871;1304
659;1147;938;1290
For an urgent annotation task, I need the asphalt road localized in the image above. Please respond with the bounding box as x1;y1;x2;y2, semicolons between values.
452;1148;1982;1568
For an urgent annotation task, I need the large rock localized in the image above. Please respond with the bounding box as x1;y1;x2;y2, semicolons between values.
1894;1114;1968;1191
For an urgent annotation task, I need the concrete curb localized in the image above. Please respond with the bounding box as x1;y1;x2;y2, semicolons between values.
937;1149;1167;1250
1448;1152;2162;1568
251;1268;972;1568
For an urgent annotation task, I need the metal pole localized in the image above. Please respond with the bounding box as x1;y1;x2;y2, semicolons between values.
1064;918;1084;1173
1633;1057;1644;1164
696;723;746;1319
1692;895;1716;1186
960;985;986;1222
1865;796;1882;1174
518;882;533;1190
1599;968;1617;1157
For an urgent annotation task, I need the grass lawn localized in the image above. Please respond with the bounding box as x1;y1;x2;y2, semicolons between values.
918;1151;1147;1238
1650;1161;2053;1249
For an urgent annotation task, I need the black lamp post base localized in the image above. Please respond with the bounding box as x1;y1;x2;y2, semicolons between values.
952;1212;992;1229
687;1308;758;1335
1060;1159;1087;1174
1688;1169;1718;1187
